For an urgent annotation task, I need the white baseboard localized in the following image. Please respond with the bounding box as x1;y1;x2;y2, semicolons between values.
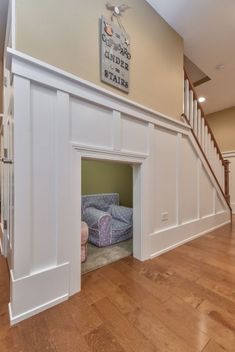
150;212;230;258
9;262;70;325
9;294;68;325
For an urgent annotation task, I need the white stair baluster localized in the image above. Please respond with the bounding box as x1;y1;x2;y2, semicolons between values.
217;156;222;187
189;91;194;127
184;80;190;119
201;118;205;152
221;164;225;192
213;147;217;176
209;136;213;165
184;76;227;198
205;126;208;158
197;109;201;144
193;100;198;136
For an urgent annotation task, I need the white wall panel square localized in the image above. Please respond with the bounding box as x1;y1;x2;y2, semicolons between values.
121;115;148;154
70;98;113;148
200;166;214;217
215;194;225;214
180;136;198;223
31;84;57;271
154;127;177;230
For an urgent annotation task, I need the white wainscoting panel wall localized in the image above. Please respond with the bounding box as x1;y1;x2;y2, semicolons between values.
200;167;214;218
154;127;178;230
70;98;114;149
5;48;231;324
121;115;149;155
31;84;57;272
223;151;235;214
180;135;198;223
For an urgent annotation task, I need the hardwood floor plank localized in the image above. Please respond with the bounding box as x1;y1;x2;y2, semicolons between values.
202;339;227;352
166;296;235;352
93;297;157;352
169;244;235;286
196;275;235;304
197;298;235;346
66;294;103;336
85;324;125;352
107;271;209;351
113;260;172;302
44;300;91;352
81;271;117;304
16;315;57;352
125;305;195;352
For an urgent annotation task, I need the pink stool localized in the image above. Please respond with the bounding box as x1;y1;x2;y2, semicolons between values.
81;221;89;263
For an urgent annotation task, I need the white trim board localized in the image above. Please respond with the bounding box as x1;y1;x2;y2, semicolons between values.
150;212;230;258
9;294;68;326
9;262;70;325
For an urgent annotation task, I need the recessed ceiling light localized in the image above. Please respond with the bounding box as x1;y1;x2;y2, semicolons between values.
198;97;206;103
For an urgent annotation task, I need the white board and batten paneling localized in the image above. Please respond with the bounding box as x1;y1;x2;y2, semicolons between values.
222;151;235;214
5;48;231;324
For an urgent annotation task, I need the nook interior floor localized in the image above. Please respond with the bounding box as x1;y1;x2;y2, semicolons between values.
82;239;133;274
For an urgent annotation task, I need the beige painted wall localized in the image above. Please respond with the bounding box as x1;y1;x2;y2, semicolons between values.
15;0;183;119
0;60;2;113
207;107;235;152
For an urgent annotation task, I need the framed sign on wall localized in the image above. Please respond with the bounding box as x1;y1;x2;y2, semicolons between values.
100;16;131;93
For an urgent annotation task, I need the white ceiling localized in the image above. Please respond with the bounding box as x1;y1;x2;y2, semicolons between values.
146;0;235;114
0;0;8;58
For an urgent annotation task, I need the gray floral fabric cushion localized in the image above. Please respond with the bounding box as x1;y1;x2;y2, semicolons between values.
108;205;133;224
82;193;119;214
81;193;132;247
82;207;112;228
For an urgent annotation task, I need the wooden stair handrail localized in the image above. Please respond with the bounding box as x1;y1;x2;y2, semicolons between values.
184;69;225;166
224;160;230;204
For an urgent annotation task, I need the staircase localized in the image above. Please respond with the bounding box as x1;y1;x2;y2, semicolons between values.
183;70;231;211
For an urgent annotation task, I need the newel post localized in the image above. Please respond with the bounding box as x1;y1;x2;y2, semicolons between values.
224;160;230;204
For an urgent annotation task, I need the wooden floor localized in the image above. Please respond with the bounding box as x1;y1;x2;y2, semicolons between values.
1;218;235;351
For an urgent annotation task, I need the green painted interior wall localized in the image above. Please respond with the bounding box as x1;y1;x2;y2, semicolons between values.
82;159;133;207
